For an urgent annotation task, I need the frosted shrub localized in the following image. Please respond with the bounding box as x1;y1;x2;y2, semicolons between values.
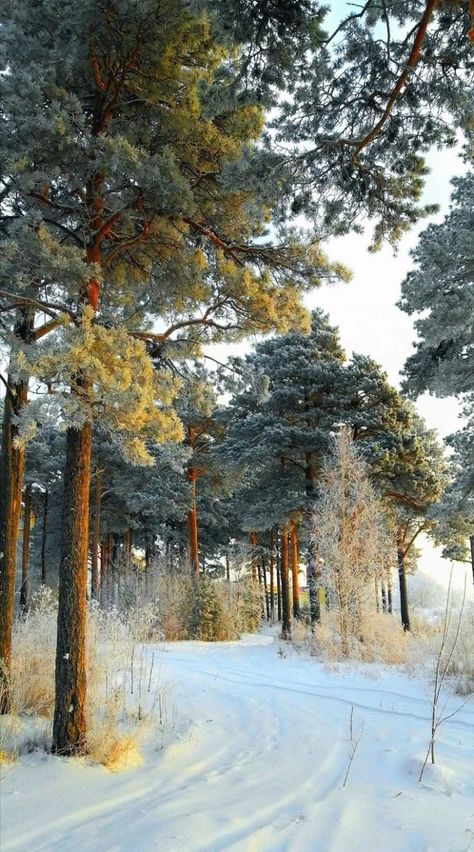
146;565;261;642
0;588;57;762
188;576;237;641
310;611;407;664
313;430;394;657
230;576;262;634
448;603;474;694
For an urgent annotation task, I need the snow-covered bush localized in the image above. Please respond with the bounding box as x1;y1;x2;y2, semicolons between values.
313;430;393;657
133;565;262;642
310;611;408;664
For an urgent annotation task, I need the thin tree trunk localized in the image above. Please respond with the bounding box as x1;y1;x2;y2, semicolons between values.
276;543;282;623
0;399;26;703
101;533;110;607
262;555;270;620
374;576;380;613
225;553;230;583
305;450;319;625
250;531;258;581
124;527;132;569
397;546;410;631
91;468;101;601
381;582;387;613
187;426;199;575
41;489;49;585
269;530;275;622
100;540;106;605
290;520;300;618
19;484;32;614
52;423;92;755
0;310;33;710
470;535;474;587
387;578;393;614
280;526;292;640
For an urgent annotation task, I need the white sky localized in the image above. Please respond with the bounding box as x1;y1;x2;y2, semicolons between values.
309;145;465;441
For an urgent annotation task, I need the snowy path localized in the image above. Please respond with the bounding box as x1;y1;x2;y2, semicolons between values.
2;634;473;852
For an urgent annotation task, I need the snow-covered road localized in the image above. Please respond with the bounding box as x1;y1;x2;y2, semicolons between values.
2;634;473;851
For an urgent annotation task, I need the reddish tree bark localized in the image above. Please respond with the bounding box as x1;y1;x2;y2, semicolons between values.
52;423;92;754
269;530;275;622
19;484;32;614
90;468;101;601
290;520;300;618
280;526;292;640
249;531;258;580
0;310;33;710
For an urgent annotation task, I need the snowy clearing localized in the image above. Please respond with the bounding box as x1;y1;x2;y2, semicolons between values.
2;634;473;852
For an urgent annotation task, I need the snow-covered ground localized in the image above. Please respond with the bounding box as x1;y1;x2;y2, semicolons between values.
2;634;473;852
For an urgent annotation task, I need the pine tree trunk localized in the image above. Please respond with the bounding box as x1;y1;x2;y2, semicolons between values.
91;468;101;601
52;423;91;755
397;546;410;631
250;531;258;580
280;526;292;640
470;535;474;587
276;554;282;623
374;576;380;613
100;540;106;604
111;534;119;605
262;555;270;620
19;484;32;614
41;489;49;585
290;520;300;618
0;310;33;709
124;527;132;569
387;578;393;613
0;379;28;710
101;533;110;607
381;582;387;613
305;450;319;625
187;475;199;575
269;530;275;622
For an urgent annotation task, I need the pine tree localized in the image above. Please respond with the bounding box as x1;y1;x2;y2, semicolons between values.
400;172;474;401
2;0;344;745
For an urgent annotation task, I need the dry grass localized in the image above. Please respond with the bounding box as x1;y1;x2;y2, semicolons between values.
0;591;171;769
306;610;408;665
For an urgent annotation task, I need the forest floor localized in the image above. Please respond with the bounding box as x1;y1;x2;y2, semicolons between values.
1;632;473;852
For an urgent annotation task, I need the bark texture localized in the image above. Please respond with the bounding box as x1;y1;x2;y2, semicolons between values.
305;451;319;625
250;531;258;581
41;489;49;585
19;484;32;614
187;426;199;575
0;379;28;708
90;468;101;600
280;526;292;640
290;520;300;618
52;423;92;754
397;546;411;631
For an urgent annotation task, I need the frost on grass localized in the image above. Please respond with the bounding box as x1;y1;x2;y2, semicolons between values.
0;591;173;770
